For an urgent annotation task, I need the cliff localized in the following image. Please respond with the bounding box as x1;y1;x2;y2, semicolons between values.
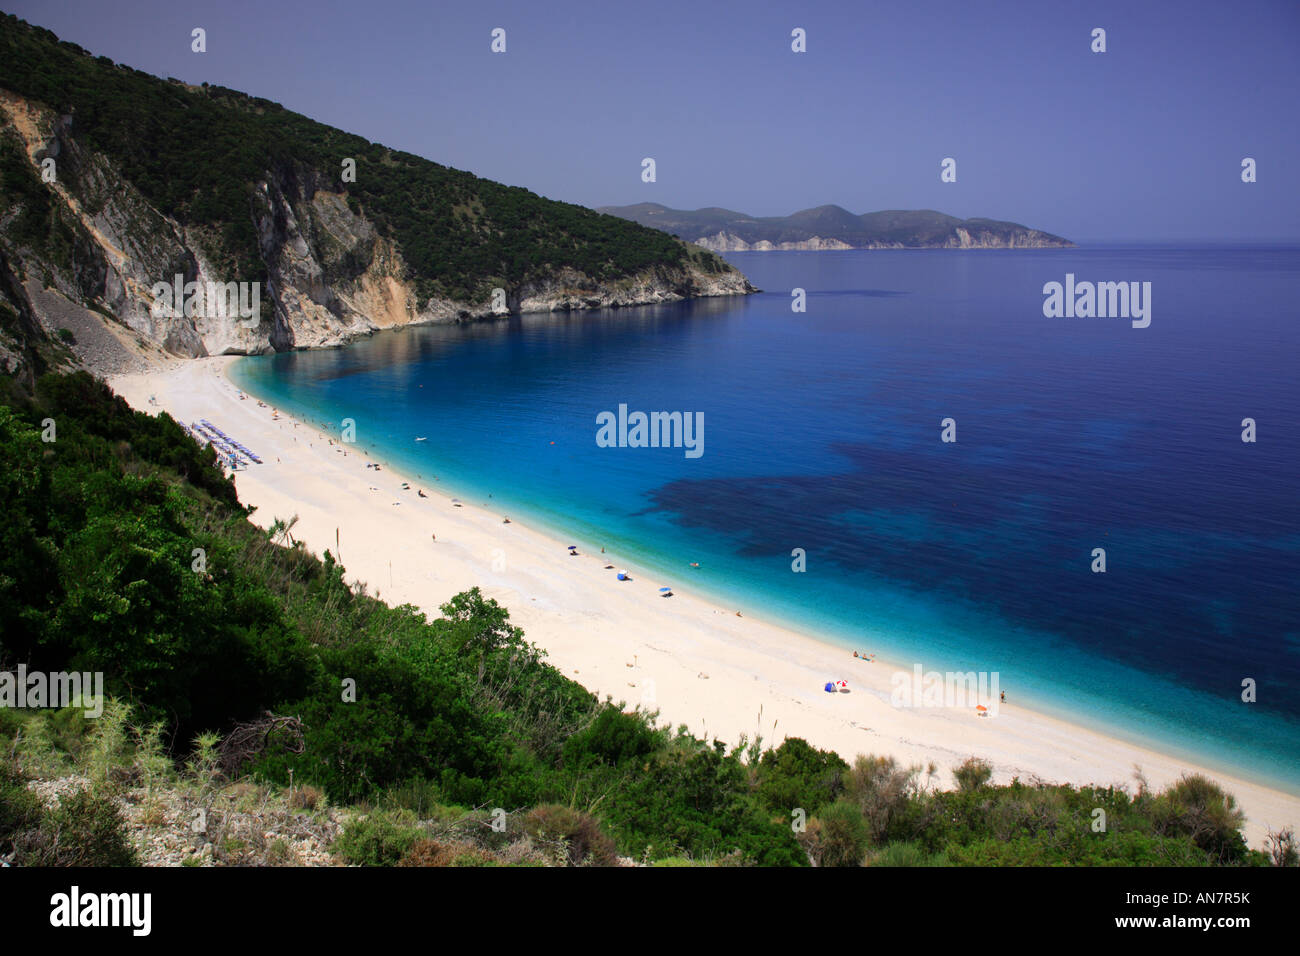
0;16;752;379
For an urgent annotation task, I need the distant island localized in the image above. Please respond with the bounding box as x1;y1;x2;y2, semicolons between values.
599;203;1074;252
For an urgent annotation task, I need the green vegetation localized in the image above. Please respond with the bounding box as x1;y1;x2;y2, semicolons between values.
0;14;712;304
0;371;1288;866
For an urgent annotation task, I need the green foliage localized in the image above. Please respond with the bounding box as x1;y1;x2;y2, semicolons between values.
0;747;45;857
597;738;806;866
952;756;994;792
562;706;658;769
1149;774;1249;864
754;736;848;816
333;809;424;866
37;787;138;866
808;799;869;867
842;754;920;844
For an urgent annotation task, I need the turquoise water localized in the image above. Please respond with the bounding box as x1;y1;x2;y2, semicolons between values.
231;245;1300;793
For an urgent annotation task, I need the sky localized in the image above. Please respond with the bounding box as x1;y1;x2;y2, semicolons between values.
6;0;1299;240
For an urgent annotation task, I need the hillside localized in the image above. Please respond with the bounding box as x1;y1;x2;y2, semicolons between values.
599;203;1074;252
0;14;751;379
0;369;1282;868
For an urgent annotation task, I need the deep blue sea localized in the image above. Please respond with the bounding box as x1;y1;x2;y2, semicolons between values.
232;244;1300;793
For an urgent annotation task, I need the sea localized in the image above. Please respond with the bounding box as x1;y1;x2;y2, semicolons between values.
231;243;1300;793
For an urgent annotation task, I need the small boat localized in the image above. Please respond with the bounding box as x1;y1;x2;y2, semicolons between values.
415;437;427;442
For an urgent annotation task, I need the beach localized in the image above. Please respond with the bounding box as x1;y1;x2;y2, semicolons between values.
110;355;1300;847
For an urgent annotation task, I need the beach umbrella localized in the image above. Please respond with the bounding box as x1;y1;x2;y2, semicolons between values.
659;587;672;592
568;545;578;551
835;680;849;691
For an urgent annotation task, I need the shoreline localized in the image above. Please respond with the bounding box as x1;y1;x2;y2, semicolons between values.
109;355;1300;847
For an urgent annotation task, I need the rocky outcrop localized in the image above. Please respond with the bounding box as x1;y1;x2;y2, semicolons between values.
695;232;854;252
0;90;754;372
944;226;1066;249
694;227;1067;253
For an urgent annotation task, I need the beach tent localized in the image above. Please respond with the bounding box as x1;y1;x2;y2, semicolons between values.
824;682;835;693
617;570;628;580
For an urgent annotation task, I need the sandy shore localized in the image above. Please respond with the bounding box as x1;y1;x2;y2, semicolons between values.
110;355;1299;848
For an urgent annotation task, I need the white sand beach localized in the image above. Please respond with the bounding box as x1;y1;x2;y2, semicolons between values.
111;356;1300;847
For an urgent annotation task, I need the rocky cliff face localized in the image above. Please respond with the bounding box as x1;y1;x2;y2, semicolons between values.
695;232;854;252
0;91;753;374
943;226;1066;249
694;226;1068;253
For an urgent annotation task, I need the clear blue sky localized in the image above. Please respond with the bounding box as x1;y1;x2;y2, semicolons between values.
7;0;1298;239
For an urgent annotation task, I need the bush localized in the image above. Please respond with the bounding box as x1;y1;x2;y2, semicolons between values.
289;784;324;812
806;800;869;867
952;757;993;792
333;809;424;866
521;805;619;867
0;750;45;858
21;787;138;866
562;706;657;768
755;737;848;816
398;839;499;867
843;755;919;843
868;841;942;867
1151;775;1249;863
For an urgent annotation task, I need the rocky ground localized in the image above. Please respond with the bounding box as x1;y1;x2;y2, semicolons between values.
26;773;345;867
24;281;172;377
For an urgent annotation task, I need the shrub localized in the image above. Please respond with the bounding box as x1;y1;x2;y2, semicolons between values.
868;841;939;867
755;737;848;816
806;799;869;867
1151;775;1248;864
1265;827;1298;867
333;809;424;866
289;784;324;812
0;750;46;857
23;787;138;866
843;754;919;843
562;706;657;768
952;757;993;792
398;839;499;867
521;804;619;867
